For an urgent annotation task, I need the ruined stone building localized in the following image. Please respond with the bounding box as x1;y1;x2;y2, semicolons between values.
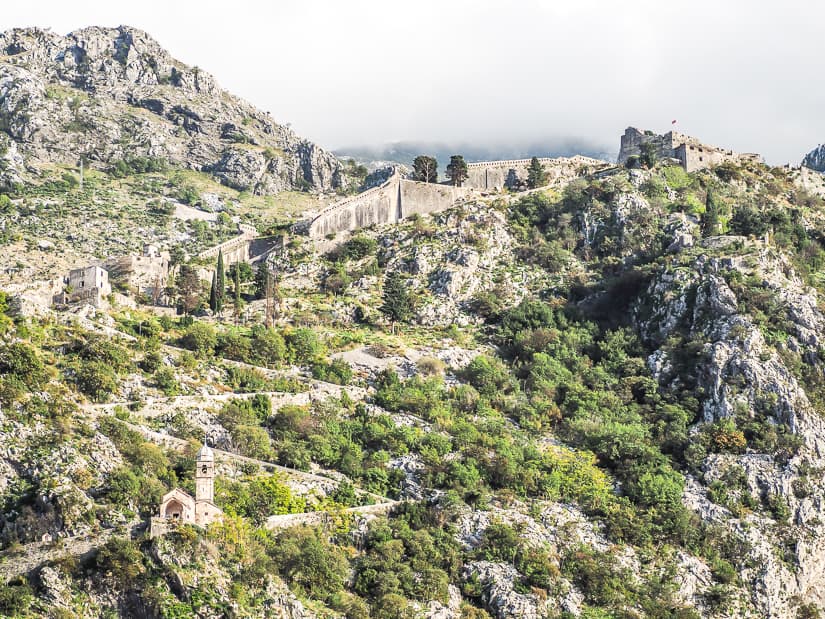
617;127;761;172
104;244;170;303
53;265;111;307
151;443;223;537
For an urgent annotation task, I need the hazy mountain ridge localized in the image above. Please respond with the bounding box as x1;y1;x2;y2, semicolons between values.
335;139;615;173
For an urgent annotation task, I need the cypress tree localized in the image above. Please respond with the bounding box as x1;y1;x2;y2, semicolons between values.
215;250;225;313
233;263;242;323
703;189;721;237
208;270;218;313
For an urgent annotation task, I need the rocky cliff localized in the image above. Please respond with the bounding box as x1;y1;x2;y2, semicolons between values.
0;26;342;194
803;144;825;173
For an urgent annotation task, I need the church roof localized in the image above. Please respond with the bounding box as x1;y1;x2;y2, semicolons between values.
197;442;215;462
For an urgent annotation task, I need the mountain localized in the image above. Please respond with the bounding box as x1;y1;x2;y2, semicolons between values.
5;26;825;619
0;26;341;194
803;144;825;172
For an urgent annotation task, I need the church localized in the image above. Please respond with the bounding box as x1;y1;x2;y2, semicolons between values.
150;443;224;537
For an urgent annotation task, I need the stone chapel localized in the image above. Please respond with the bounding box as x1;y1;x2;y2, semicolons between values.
151;443;223;537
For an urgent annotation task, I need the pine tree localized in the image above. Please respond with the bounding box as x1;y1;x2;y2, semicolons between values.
215;250;225;314
380;270;415;324
446;155;468;187
526;157;547;189
178;265;204;316
412;155;438;183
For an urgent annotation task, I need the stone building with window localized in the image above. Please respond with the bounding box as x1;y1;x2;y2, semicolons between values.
53;265;112;307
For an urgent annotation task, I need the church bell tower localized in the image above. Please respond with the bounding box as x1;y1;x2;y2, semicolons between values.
195;443;215;504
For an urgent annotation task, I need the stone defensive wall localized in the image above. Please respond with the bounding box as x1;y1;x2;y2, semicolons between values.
198;222;257;264
307;171;473;238
465;155;608;191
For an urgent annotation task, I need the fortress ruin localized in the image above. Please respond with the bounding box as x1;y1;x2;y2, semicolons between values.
617;127;761;172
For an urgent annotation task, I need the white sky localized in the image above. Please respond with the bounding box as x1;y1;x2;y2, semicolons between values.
3;0;823;163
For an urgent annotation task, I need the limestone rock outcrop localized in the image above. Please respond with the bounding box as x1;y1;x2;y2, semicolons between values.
0;26;342;194
802;144;825;173
635;245;825;615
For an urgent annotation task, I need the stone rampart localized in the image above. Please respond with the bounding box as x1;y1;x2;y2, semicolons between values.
465;155;607;191
308;172;403;238
198;223;257;264
306;156;602;238
307;171;474;238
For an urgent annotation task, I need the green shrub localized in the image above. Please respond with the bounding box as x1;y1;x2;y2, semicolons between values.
286;328;325;365
73;360;119;402
154;367;179;396
179;322;217;358
272;527;350;601
459;355;515;397
0;578;34;615
342;235;378;260
311;358;353;385
0;342;48;390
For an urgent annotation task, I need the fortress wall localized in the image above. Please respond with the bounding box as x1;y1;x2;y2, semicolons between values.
400;180;472;218
306;156;604;238
308;178;401;238
465;156;606;190
198;224;257;264
307;175;475;238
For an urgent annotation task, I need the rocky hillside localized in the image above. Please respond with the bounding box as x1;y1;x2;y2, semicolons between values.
803;144;825;173
0;26;342;194
5;26;825;617
3;151;825;617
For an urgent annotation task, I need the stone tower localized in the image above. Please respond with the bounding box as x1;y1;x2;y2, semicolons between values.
195;443;215;504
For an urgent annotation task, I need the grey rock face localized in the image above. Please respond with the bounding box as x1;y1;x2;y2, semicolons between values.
635;246;825;615
0;26;341;194
802;144;825;172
